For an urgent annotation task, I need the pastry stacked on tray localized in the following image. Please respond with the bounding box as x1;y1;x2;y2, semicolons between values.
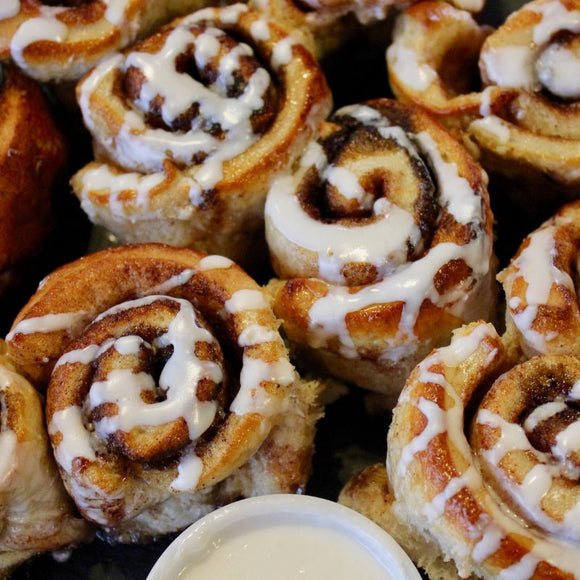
5;0;580;578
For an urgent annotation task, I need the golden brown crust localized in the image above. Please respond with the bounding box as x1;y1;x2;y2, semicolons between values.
0;341;93;572
387;1;497;129
70;4;332;271
6;243;323;542
0;64;67;296
265;98;496;402
0;0;218;83
498;200;580;360
376;321;580;578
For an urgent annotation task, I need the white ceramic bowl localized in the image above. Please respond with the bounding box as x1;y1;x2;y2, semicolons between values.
147;494;421;580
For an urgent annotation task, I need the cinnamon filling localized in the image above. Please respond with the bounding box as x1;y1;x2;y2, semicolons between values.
122;24;278;138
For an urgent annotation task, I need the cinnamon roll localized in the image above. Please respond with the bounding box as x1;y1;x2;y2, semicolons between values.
0;341;92;576
340;321;580;579
70;3;332;272
5;243;322;543
250;0;486;61
265;98;496;406
388;0;580;217
472;0;580;203
248;0;404;60
386;1;501;141
0;0;222;84
498;200;580;360
0;64;67;306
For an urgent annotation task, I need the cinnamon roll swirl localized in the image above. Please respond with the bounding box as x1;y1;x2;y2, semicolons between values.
498;200;580;360
472;0;580;198
70;4;332;272
0;341;92;576
341;321;580;579
388;0;580;216
0;64;67;305
5;243;321;543
386;1;501;141
0;0;220;84
265;98;496;405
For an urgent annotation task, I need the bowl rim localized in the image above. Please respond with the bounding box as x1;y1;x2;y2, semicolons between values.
146;493;421;580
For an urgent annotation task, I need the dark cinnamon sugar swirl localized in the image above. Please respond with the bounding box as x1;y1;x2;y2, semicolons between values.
5;243;322;543
0;340;92;576
341;321;580;579
0;0;221;84
70;3;332;271
265;98;496;406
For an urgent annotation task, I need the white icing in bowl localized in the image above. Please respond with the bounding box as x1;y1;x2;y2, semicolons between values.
146;494;421;580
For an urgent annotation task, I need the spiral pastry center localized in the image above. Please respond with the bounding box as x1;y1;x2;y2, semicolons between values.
57;295;226;465
268;103;442;286
474;355;580;542
123;24;276;138
112;14;277;174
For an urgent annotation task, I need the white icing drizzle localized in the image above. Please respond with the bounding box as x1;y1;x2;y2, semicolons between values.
536;43;580;99
9;1;134;78
79;165;166;216
387;44;437;92
476;408;580;542
554;421;580;475
397;397;447;478
503;223;574;354
0;0;19;20
224;289;267;313
423;465;480;520
6;311;89;340
197;255;234;271
104;0;131;29
237;324;279;347
250;18;270;41
49;406;98;474
414;131;481;225
267;102;491;357
469;116;511;144
324;165;372;207
0;429;17;488
11;15;68;72
0;370;18;487
453;0;484;11
80;12;274;202
482;0;580;93
271;36;296;70
145;270;195;295
481;46;536;89
308;239;488;359
51;295;228;496
392;323;580;578
171;451;203;491
267;175;423;284
524;401;567;431
530;0;580;45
